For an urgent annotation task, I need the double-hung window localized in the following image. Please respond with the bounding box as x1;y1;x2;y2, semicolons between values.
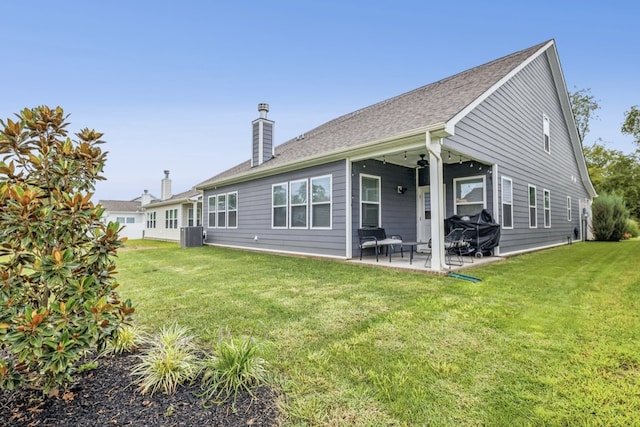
501;177;513;229
272;176;332;229
227;192;238;228
207;193;237;228
272;183;288;228
146;212;156;228
528;185;537;228
311;175;332;228
165;209;178;229
290;179;308;228
217;194;226;228
454;176;486;216
360;174;381;227
567;196;572;221
543;189;551;228
208;196;216;228
187;207;202;227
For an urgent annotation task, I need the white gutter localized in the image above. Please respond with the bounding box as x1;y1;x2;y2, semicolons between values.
426;132;447;271
197;123;449;190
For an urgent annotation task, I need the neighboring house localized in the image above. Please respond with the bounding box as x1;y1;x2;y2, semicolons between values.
98;199;148;240
142;171;202;242
195;40;597;271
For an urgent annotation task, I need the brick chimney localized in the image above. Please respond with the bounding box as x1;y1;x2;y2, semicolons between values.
161;170;171;200
251;103;274;167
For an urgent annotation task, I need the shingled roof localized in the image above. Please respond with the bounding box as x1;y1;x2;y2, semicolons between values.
144;188;200;207
99;200;142;212
197;40;550;189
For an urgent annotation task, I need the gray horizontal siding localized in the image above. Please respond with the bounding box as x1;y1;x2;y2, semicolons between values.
443;162;494;218
252;122;259;166
351;160;417;258
262;122;273;161
203;160;347;257
446;52;590;254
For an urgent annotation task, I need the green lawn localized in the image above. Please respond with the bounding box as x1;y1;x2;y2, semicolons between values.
116;239;640;426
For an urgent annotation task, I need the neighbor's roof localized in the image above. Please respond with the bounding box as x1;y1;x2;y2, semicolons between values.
197;40;550;189
99;200;142;212
144;188;201;208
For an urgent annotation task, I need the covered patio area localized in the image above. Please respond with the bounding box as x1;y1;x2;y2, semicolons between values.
350;250;504;274
350;128;501;272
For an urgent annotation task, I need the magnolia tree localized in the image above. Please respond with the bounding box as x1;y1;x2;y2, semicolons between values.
0;106;134;395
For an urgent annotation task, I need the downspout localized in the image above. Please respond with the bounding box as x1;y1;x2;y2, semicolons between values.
426;133;447;271
345;159;353;258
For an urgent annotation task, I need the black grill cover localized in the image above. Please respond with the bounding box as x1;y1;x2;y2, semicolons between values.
445;210;501;255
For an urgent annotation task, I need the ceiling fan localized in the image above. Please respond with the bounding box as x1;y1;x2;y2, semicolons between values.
416;154;428;168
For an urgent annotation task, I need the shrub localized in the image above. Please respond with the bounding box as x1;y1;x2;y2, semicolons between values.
199;332;268;406
0;106;134;396
591;193;629;241
130;324;200;395
625;218;640;238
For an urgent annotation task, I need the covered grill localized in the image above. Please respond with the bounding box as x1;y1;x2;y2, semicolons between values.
445;210;501;257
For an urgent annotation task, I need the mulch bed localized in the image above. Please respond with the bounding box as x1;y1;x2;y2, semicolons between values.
0;353;281;426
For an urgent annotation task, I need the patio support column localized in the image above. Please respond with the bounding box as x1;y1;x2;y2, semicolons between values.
426;133;446;271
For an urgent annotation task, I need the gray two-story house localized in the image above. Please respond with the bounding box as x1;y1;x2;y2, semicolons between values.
195;39;596;271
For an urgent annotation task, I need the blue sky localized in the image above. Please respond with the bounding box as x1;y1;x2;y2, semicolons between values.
2;1;638;201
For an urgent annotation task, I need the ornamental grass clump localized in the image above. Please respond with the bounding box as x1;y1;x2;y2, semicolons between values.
101;324;146;356
130;323;200;396
199;332;268;406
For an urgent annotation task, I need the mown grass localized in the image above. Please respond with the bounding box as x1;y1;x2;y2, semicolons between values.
116;239;640;426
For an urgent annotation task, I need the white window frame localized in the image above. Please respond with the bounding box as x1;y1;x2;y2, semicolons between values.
188;206;202;227
567;196;572;221
311;175;332;229
207;195;216;228
528;185;537;228
360;174;381;228
146;211;156;229
272;182;288;229
188;207;195;227
227;192;238;229
453;175;486;215
289;179;308;229
543;114;550;153
165;208;178;229
501;177;513;229
217;194;227;228
543;189;551;228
